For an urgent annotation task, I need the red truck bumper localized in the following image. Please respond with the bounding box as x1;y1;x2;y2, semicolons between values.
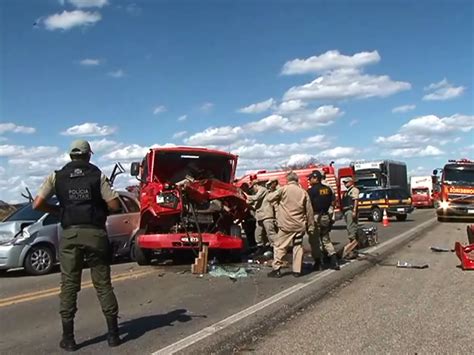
138;233;243;250
413;200;433;207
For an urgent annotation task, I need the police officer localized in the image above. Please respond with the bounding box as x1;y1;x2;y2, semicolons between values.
341;177;360;258
33;140;121;351
307;170;340;271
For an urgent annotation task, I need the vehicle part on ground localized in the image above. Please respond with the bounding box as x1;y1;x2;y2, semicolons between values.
454;241;474;270
467;225;474;244
434;159;474;221
131;147;248;265
24;244;55;275
396;261;429;269
430;246;454;252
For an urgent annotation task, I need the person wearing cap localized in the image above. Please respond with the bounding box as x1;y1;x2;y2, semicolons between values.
307;170;339;271
266;171;314;278
341;177;360;258
33;139;122;351
246;179;278;255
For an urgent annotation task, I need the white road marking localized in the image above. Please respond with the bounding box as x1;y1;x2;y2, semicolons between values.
152;217;437;355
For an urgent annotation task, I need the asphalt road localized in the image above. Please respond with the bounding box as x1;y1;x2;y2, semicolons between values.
240;218;472;354
0;209;435;354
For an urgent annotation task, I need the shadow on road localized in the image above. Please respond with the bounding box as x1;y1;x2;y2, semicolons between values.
77;309;206;349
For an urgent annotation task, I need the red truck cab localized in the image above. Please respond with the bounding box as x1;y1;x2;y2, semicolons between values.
130;147;248;264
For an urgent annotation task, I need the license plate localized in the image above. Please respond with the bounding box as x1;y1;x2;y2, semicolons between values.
468;210;474;214
181;236;199;243
397;208;405;212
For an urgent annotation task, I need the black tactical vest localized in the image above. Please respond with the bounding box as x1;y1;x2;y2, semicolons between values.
342;186;355;210
308;183;333;214
55;160;108;229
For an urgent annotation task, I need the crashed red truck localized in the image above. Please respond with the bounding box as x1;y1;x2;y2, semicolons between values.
130;147;248;265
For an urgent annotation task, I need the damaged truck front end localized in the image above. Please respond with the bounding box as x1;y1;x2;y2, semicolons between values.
130;147;247;265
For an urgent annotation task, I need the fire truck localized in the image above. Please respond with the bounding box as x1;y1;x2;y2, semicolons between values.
410;176;435;208
234;163;343;219
434;159;474;221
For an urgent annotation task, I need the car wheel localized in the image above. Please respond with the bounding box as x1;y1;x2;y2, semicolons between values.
371;207;382;223
24;245;55;275
396;214;407;222
134;241;152;266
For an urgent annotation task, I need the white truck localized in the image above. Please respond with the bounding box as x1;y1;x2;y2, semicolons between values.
410;176;434;208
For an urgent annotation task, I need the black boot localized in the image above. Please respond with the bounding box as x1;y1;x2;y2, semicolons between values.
106;317;121;347
312;259;323;272
59;319;77;352
329;254;340;270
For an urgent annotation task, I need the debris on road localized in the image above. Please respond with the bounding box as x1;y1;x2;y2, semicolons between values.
454;242;474;270
430;246;454;252
209;266;248;279
396;261;429;269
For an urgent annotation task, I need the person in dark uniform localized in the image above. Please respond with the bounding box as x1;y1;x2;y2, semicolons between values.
307;170;340;271
33;140;121;351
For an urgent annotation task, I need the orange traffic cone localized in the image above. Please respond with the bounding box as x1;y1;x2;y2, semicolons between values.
383;209;389;227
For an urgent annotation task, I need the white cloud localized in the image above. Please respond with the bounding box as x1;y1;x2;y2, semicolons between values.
392;104;416;113
79;58;101;66
0;144;59;158
61;122;117;136
153;105;166;115
67;0;108;8
88;138;118;153
44;10;101;31
389;145;444;158
376;113;473;158
316;146;359;160
108;69;125;78
177;115;187;122
238;98;275;114
423;79;465;101
350;119;359;126
185;105;342;146
172;131;187;139
285;154;315;166
101;143;175;161
185;126;244;146
282;50;380;75
0;123;36;134
284;68;411;101
277;100;307;113
200;102;214;112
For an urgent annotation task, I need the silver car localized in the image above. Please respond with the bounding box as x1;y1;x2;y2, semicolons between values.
0;191;140;275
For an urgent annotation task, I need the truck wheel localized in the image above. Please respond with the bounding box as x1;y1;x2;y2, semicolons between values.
24;245;55;275
371;208;382;223
134;242;152;266
396;214;407;222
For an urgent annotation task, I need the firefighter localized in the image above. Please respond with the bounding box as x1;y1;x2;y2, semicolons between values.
247;179;276;255
33;140;121;351
307;170;339;271
266;171;314;278
341;177;360;258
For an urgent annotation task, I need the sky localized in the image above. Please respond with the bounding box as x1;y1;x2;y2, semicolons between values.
0;0;473;203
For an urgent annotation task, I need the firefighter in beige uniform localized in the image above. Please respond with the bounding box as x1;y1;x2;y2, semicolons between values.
266;171;314;278
247;179;278;255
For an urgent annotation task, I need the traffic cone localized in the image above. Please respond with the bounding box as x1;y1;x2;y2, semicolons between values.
382;209;389;227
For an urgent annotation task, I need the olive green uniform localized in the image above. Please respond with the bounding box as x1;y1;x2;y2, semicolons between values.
37;172;119;320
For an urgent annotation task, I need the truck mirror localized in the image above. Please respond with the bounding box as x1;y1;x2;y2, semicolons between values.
432;169;438;175
130;162;140;177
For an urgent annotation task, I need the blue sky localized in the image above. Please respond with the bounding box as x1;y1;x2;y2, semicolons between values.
1;0;473;202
